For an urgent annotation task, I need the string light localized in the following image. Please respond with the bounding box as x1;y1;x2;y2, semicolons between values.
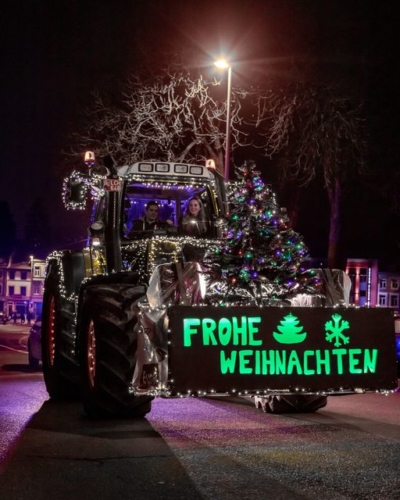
62;170;105;210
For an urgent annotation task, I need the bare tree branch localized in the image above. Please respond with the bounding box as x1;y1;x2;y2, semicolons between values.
252;80;366;267
69;68;252;175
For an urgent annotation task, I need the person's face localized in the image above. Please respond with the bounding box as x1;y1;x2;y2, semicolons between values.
188;199;201;216
146;205;159;221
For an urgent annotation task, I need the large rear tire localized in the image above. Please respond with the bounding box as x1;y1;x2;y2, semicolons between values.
41;267;80;399
79;283;153;418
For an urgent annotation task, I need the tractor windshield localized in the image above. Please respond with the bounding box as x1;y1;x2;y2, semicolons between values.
123;180;217;238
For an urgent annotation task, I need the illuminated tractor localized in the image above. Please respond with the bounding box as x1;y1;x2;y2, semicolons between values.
41;153;398;418
41;154;227;416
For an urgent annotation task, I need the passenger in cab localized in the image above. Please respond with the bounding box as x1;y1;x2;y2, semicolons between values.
178;197;212;238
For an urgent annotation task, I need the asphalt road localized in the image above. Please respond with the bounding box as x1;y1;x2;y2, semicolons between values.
0;325;399;500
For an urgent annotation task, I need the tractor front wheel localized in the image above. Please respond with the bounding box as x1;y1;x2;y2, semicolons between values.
79;283;153;418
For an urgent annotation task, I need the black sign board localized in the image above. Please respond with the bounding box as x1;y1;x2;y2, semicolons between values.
167;306;398;395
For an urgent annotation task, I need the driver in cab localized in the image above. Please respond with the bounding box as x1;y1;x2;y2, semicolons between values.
127;201;175;239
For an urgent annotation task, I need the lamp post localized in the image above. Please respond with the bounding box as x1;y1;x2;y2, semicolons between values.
214;59;232;181
29;255;34;320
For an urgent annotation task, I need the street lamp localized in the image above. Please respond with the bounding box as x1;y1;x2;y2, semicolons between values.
214;58;232;181
29;255;35;320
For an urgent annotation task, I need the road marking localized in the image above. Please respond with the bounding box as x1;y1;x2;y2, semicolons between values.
0;344;27;354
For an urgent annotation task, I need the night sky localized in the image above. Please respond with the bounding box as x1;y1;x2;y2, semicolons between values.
1;0;400;267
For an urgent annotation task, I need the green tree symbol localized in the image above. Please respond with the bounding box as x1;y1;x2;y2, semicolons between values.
273;313;307;344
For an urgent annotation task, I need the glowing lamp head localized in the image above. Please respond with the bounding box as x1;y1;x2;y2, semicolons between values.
89;220;104;247
206;159;216;170
84;151;95;167
214;59;230;69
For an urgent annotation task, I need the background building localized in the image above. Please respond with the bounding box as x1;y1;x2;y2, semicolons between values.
345;258;379;308
377;271;400;310
345;258;400;313
0;256;46;322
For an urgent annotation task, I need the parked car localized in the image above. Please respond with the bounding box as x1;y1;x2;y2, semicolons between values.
0;312;11;324
28;320;42;369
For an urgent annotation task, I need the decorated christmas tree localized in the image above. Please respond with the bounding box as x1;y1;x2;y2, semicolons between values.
205;160;318;305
